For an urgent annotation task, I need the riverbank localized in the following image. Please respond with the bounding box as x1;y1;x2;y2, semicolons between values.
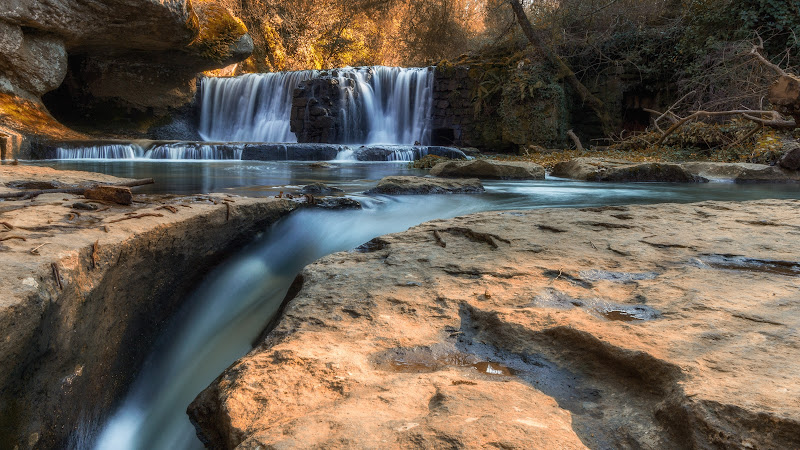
190;199;800;449
0;165;296;448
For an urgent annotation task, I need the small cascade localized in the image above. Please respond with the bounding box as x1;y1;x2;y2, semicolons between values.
387;146;429;162
199;67;434;145
198;72;317;142
144;144;243;160
334;148;357;161
55;144;144;159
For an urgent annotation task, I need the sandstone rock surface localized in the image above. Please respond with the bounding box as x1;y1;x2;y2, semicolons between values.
0;165;295;448
682;161;800;183
0;0;252;153
190;199;800;449
430;159;545;179
552;157;703;182
366;176;485;195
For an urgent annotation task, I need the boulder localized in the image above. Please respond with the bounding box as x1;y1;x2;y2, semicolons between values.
768;75;800;125
552;158;704;182
682;162;800;183
779;140;800;171
366;176;484;195
189;199;800;450
430;159;545;179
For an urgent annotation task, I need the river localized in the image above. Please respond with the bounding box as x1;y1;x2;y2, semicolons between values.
23;159;800;449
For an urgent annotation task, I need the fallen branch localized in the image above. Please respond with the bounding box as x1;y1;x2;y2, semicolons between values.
51;263;62;290
0;235;26;242
91;240;99;269
0;178;154;200
656;110;796;145
751;36;787;77
566;129;585;152
726;122;763;150
107;213;164;224
441;227;510;249
30;242;50;254
432;230;446;248
156;205;178;214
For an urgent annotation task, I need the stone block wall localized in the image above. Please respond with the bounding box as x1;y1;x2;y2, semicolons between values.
431;64;567;151
290;76;357;143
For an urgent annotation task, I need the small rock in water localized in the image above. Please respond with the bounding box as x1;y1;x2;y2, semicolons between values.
300;182;344;195
313;197;362;210
309;162;333;169
366;176;484;195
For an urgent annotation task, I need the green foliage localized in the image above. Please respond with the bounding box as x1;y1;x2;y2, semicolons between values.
681;0;800;58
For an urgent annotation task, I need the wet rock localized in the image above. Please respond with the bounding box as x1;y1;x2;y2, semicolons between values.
682;162;800;183
312;197;362;210
430;159;545;179
552;157;704;182
190;199;800;450
300;183;344;195
351;145;467;161
366;176;485;195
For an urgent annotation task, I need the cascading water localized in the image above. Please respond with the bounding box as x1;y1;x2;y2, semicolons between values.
198;71;317;142
343;66;434;145
144;144;243;160
56;144;145;159
198;67;434;145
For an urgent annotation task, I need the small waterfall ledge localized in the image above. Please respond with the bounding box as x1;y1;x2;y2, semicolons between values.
199;67;435;146
37;142;466;162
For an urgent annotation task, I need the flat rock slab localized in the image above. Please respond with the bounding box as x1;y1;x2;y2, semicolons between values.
366;176;485;195
682;161;800;183
552;157;702;182
190;199;800;450
0;166;296;448
431;159;545;179
0;165;132;195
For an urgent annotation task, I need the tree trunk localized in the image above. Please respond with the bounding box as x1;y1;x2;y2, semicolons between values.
507;0;613;135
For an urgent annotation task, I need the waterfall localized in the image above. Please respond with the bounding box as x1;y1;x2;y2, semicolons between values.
55;144;144;159
346;66;434;146
198;67;434;145
144;144;243;160
198;71;317;142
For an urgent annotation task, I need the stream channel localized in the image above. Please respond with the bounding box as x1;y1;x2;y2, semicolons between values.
29;159;800;449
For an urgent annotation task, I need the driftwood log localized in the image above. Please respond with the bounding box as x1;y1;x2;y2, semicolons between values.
0;178;154;201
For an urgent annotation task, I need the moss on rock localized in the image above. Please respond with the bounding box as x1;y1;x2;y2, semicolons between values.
188;0;248;62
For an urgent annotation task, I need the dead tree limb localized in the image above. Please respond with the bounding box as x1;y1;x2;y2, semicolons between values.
751;36;787;77
656;110;796;145
507;0;613;135
0;178;154;200
566;129;585;151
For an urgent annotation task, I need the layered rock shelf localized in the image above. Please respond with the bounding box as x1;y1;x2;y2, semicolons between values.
190;199;800;449
0;166;296;448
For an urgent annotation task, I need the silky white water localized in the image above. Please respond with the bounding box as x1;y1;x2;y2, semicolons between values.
198;71;318;142
198;67;434;145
